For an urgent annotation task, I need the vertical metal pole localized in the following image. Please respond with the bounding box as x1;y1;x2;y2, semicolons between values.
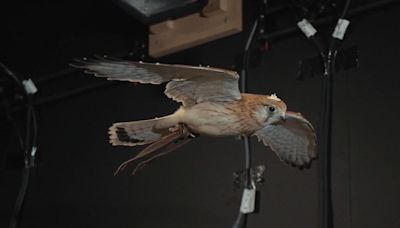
232;20;258;228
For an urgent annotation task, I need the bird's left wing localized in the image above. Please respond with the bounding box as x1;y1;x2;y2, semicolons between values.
71;58;241;106
254;111;317;168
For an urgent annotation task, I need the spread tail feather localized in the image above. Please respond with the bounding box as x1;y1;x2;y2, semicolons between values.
108;115;177;146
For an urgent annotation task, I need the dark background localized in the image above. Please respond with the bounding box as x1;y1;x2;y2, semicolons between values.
1;0;400;228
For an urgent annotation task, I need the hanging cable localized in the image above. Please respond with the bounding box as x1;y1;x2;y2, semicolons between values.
322;2;352;228
1;61;38;228
232;19;259;228
296;1;352;228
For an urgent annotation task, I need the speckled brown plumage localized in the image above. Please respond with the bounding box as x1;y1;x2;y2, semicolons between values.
72;58;317;172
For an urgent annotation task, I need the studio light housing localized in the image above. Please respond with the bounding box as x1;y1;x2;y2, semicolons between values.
114;0;208;24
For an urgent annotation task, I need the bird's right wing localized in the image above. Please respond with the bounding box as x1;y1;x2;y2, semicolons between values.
254;111;317;168
71;58;241;107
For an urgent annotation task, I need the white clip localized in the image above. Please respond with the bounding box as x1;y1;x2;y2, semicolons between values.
332;18;350;40
239;181;256;214
22;79;38;95
31;146;37;157
297;19;317;38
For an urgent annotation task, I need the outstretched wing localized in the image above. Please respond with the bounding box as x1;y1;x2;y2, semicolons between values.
71;58;241;106
254;111;317;168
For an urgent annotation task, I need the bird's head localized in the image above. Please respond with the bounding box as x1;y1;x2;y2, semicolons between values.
261;94;287;125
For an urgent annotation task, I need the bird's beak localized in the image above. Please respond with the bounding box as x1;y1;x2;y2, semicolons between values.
280;114;286;122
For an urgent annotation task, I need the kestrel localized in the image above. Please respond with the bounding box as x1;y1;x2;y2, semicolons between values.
72;58;317;174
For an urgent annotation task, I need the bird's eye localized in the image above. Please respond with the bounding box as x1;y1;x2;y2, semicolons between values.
269;106;276;112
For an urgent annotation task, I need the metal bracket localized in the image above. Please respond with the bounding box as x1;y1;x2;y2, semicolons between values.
233;165;266;189
297;45;359;80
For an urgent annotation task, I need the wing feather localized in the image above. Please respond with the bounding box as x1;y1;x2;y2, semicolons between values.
71;58;241;106
254;111;317;168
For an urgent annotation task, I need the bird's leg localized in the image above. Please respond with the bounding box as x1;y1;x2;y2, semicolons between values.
114;128;183;175
131;124;196;174
114;124;195;175
131;135;193;175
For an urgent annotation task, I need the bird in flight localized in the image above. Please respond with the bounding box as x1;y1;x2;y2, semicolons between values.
72;58;317;174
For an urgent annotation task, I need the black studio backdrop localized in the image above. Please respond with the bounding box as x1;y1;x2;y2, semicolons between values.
1;1;400;228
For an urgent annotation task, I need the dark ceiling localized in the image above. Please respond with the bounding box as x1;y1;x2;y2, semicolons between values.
0;0;390;79
1;0;397;114
1;1;145;77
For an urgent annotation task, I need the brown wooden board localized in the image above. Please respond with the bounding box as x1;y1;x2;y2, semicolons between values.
149;0;242;58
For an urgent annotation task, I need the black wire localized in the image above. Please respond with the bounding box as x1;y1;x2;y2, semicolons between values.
232;19;259;228
241;20;259;179
24;101;32;161
0;63;26;152
11;104;35;228
9;167;31;228
294;1;351;228
3;109;25;151
31;106;37;150
9;98;35;228
0;61;37;228
320;1;351;228
26;96;38;153
319;61;334;228
241;20;259;92
0;62;24;89
341;0;351;19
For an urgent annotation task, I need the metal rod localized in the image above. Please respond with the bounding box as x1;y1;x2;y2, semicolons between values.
34;68;79;85
10;81;115;112
35;81;114;106
34;50;131;85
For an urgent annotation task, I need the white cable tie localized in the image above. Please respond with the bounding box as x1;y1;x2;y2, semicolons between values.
239;181;256;214
297;19;317;38
22;79;38;94
31;146;37;157
332;18;350;40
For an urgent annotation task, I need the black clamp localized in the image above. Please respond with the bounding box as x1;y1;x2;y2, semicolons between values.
233;165;266;190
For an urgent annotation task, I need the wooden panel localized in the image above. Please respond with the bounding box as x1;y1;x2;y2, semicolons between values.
149;0;242;58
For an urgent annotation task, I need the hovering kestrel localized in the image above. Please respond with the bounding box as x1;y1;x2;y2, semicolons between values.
72;58;317;174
